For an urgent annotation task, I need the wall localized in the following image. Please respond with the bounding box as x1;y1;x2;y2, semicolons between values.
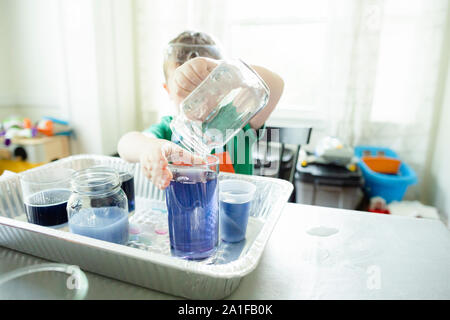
422;6;450;225
0;0;137;155
428;61;450;225
0;0;14;113
0;0;66;117
10;0;65;113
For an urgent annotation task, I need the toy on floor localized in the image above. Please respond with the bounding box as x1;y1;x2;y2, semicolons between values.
0;117;37;146
361;155;401;175
1;116;72;147
36;117;72;137
355;146;417;203
388;201;440;220
368;196;390;214
0;116;72;174
299;136;358;172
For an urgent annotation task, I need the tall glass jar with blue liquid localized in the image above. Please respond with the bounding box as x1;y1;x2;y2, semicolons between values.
165;155;219;260
67;167;129;245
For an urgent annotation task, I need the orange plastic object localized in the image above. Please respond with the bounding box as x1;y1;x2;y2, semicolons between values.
171;152;235;173
37;120;54;136
23;118;32;129
213;151;235;173
362;156;401;174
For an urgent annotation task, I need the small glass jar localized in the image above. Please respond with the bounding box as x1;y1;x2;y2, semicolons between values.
67;166;129;245
90;164;136;216
0;263;88;300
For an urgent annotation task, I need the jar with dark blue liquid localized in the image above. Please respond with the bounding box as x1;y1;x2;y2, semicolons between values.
119;169;135;215
20;167;74;227
165;155;219;260
88;164;136;216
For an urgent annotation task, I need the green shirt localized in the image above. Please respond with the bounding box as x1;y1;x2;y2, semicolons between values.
144;116;260;175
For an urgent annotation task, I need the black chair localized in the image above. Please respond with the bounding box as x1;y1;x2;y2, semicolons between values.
254;126;312;201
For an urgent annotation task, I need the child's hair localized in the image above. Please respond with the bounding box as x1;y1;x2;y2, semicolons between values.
163;31;223;80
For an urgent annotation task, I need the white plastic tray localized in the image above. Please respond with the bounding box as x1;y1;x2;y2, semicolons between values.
0;155;293;299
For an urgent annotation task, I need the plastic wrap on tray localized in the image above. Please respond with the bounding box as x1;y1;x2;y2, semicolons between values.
0;155;292;299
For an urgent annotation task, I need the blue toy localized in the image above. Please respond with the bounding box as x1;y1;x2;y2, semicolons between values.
354;146;417;203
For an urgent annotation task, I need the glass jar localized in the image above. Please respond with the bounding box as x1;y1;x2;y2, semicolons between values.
0;263;88;300
90;163;136;216
170;59;270;155
67;166;129;245
165;155;219;260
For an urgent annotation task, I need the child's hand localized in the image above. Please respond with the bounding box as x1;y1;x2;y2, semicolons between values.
168;57;219;107
139;139;204;190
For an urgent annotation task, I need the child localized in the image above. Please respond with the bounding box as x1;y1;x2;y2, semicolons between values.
118;31;284;189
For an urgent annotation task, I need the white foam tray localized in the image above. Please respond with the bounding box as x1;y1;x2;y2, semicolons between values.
0;155;293;299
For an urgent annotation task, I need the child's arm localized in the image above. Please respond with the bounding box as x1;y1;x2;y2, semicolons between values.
117;132;203;189
248;65;284;130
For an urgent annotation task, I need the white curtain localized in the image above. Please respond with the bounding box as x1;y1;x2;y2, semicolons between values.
325;0;449;199
134;0;228;123
134;0;449;200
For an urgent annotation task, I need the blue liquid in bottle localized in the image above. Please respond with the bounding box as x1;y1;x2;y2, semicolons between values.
69;207;129;245
165;169;219;260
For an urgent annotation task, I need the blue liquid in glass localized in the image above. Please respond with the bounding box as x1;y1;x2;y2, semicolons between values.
220;199;251;243
24;189;71;227
120;173;135;212
69;207;129;244
165;169;219;260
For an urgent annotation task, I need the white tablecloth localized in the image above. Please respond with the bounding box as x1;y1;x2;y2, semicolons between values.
1;203;449;299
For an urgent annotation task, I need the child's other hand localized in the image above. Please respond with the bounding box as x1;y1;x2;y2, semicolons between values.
168;57;219;107
139;139;205;190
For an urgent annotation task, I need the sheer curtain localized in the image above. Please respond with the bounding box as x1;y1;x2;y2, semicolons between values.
134;0;228;123
326;0;449;199
134;0;449;199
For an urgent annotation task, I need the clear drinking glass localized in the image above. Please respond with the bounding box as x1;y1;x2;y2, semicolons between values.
20;167;74;227
219;180;256;243
165;155;220;260
170;59;270;154
0;263;88;300
67;166;129;245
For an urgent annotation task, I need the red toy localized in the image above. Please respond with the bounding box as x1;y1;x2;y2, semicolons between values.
368;196;390;214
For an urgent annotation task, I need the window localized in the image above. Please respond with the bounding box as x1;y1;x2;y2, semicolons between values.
224;0;448;126
371;0;446;124
226;0;332;120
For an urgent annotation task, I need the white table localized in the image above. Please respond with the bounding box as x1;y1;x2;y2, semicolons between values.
1;203;450;299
